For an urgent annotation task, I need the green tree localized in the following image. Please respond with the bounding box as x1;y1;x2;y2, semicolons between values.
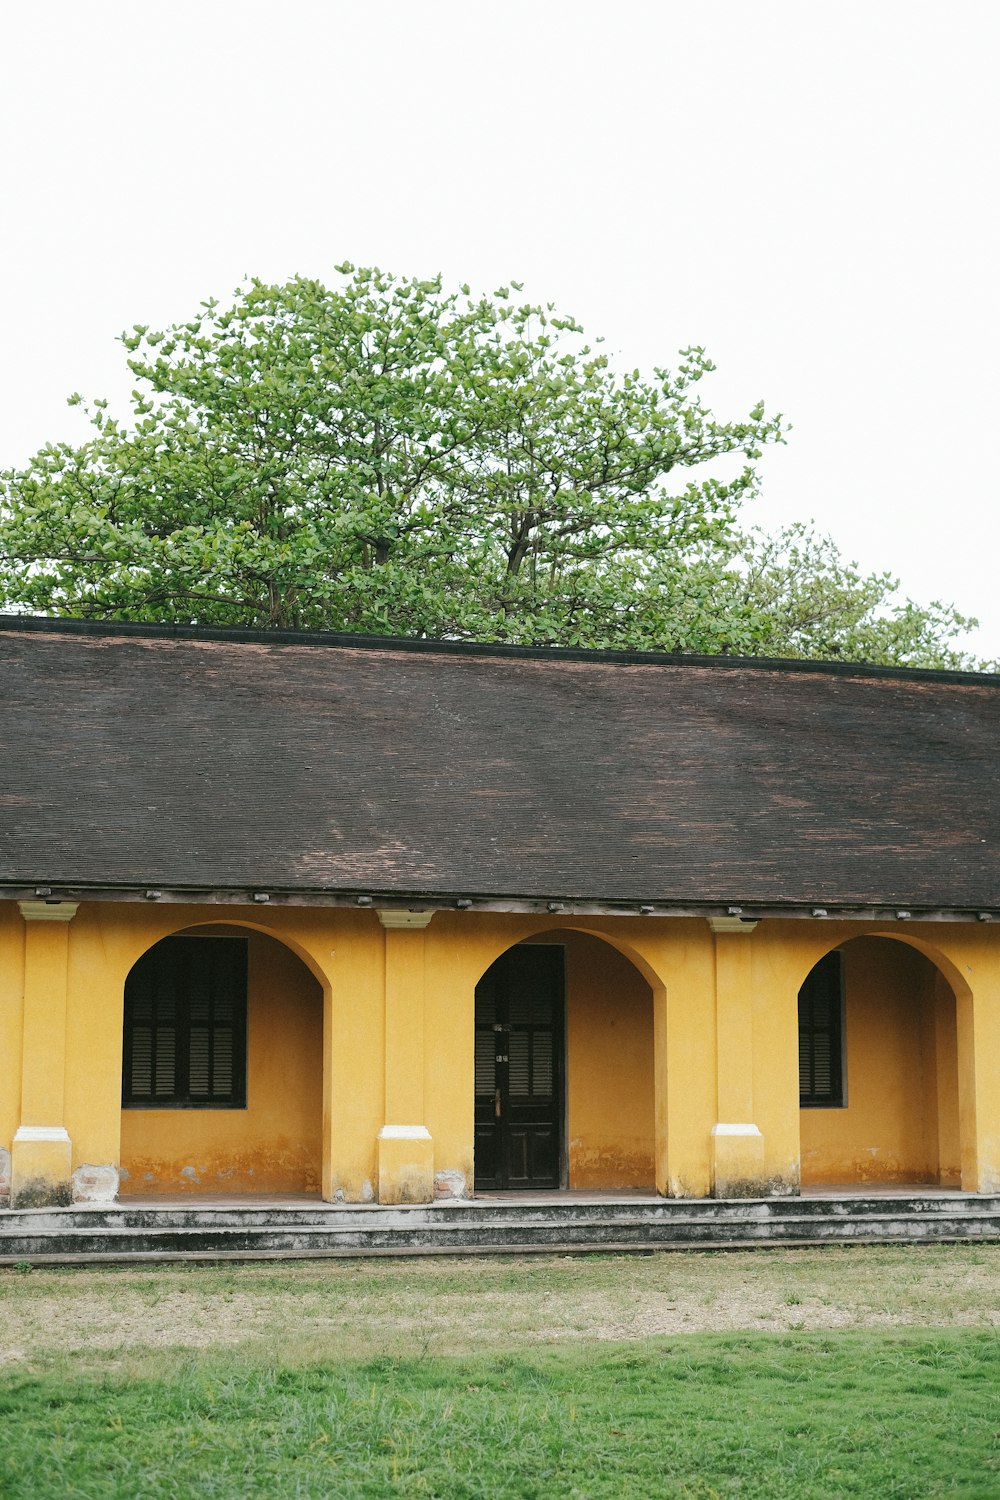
0;267;777;637
704;525;985;670
0;266;987;667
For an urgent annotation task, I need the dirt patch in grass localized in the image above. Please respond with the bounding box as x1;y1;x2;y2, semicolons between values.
2;1243;999;1371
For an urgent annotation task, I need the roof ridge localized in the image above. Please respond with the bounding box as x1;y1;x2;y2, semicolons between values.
0;611;996;687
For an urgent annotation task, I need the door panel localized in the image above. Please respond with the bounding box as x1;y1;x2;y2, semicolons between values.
474;946;565;1191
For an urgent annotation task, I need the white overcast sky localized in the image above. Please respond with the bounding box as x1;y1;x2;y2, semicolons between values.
2;1;997;654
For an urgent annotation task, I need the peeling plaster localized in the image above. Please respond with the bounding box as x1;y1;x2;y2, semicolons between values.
71;1163;120;1204
433;1169;468;1200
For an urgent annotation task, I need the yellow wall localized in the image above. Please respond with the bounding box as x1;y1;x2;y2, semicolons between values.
799;938;961;1186
426;917;673;1193
560;930;655;1188
931;971;962;1184
3;899;1000;1205
120;929;323;1197
0;902;25;1193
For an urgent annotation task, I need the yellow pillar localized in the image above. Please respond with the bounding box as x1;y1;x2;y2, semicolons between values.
376;911;435;1203
708;917;766;1197
956;966;1000;1193
641;922;716;1198
652;980;670;1195
10;900;78;1207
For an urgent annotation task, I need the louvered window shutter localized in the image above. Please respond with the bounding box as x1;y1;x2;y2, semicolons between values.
123;936;248;1108
797;951;844;1107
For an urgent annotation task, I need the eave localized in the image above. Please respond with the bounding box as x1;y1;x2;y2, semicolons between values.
0;882;995;924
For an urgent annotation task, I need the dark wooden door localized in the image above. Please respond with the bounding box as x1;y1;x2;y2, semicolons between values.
474;945;564;1190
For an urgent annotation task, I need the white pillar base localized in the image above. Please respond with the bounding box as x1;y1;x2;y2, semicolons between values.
377;1125;434;1204
711;1123;766;1199
11;1125;73;1206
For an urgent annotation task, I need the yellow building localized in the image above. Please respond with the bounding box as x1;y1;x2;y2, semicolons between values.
1;618;998;1210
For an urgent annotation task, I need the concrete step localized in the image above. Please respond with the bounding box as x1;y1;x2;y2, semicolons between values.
3;1199;1000;1263
4;1194;999;1236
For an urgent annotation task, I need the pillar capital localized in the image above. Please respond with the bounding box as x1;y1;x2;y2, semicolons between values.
377;909;435;929
18;900;79;923
707;916;758;935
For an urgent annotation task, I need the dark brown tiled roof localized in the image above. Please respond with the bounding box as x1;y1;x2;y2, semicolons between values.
1;618;999;910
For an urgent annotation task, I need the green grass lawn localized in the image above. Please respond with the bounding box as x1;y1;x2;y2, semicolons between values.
3;1249;1000;1497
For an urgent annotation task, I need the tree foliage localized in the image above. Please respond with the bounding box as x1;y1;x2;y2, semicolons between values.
0;266;986;668
705;525;983;670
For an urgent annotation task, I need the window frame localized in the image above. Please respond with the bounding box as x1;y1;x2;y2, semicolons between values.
122;934;249;1110
798;949;846;1109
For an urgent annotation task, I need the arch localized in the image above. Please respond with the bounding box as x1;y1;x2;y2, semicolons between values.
788;928;972;1006
472;927;658;1193
798;934;961;1189
464;918;667;999
869;931;972;1002
119;922;325;1199
110;914;334;997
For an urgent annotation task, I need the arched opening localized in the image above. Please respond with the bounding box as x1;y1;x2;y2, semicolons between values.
119;925;324;1199
798;936;960;1189
474;930;655;1193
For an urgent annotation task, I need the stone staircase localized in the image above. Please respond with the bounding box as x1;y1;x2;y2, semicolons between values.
3;1193;1000;1264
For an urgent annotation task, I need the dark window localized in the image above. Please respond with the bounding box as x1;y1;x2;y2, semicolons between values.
798;951;844;1107
123;936;248;1108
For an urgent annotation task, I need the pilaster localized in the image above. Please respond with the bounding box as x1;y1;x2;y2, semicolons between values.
10;900;78;1206
956;965;1000;1192
707;916;766;1197
375;910;435;1202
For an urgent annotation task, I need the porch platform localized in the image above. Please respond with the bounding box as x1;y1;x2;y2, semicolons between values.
3;1188;1000;1265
